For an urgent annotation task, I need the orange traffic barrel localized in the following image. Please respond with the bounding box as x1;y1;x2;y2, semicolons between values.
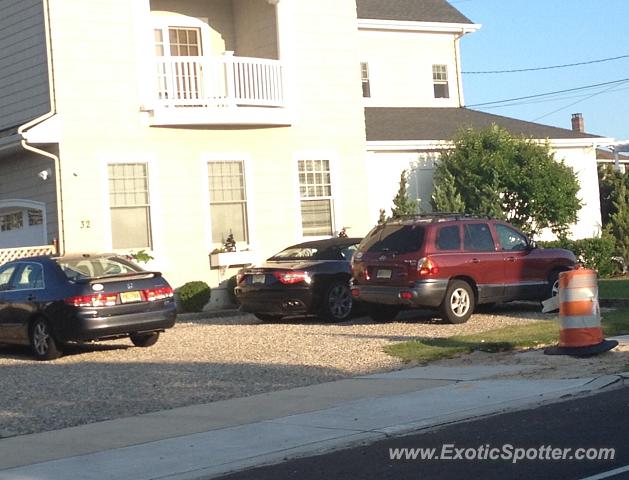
545;268;618;356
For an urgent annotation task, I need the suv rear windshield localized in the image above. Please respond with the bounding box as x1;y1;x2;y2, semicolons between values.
359;224;425;254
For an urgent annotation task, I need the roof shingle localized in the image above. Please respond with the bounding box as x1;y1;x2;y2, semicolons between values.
356;0;473;24
365;107;601;142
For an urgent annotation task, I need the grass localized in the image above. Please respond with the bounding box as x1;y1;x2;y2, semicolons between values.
598;278;629;300
384;308;629;363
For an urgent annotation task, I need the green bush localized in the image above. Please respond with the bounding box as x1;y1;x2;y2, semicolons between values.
539;234;616;277
177;281;212;313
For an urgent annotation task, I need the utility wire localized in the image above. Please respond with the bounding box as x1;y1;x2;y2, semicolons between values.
532;81;629;121
466;78;629;108
463;54;629;74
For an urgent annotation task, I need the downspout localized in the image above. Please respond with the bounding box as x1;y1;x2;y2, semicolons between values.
16;0;64;254
453;30;465;107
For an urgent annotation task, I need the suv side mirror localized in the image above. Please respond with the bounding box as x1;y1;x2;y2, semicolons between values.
528;239;537;250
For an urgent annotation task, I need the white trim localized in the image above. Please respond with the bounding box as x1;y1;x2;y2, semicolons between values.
367;137;615;152
201;153;256;254
358;19;481;34
100;155;162;257
293;151;340;241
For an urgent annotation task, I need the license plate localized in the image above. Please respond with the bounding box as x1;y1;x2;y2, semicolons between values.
376;269;392;279
120;291;142;303
251;274;266;284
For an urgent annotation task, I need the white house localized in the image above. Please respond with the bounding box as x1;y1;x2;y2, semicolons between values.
0;0;611;304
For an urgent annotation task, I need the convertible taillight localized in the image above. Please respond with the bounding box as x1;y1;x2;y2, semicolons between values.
273;271;311;284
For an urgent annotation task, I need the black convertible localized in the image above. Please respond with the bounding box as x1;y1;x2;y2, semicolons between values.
234;237;361;322
0;253;176;360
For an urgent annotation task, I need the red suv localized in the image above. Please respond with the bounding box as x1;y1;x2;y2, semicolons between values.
350;215;576;323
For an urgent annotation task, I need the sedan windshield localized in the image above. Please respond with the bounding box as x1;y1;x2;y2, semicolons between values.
57;256;143;281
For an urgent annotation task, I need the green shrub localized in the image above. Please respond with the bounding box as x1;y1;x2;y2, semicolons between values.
539;234;616;277
177;281;212;313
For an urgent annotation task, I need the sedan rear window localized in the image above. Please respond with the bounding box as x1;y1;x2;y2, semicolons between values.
360;225;425;254
57;256;143;281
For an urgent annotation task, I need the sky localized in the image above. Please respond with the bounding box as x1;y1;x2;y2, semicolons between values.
453;0;629;142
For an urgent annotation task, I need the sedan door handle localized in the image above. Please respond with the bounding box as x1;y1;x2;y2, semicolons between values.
27;294;36;301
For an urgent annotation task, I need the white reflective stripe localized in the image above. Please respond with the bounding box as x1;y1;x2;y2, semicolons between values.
562;274;597;289
559;287;598;303
559;314;601;329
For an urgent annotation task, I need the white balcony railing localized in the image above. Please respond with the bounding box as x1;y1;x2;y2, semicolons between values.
155;55;285;109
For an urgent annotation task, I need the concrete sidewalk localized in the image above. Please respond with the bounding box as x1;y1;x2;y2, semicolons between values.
1;339;627;480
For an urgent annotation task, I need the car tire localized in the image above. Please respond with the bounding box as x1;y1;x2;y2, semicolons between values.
440;280;475;324
130;332;160;347
546;270;563;300
320;280;353;322
254;313;283;322
367;305;401;322
30;318;62;361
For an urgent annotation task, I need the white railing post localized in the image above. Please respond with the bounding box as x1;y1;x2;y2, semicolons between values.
223;51;236;105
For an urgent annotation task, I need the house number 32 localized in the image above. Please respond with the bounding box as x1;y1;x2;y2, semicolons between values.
80;220;91;229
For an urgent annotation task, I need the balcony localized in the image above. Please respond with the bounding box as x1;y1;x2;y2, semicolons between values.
147;54;289;126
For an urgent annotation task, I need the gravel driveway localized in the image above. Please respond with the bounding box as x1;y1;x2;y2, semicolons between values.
0;304;548;438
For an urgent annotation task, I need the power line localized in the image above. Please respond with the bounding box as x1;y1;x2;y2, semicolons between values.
532;81;629;122
463;54;629;74
466;78;629;108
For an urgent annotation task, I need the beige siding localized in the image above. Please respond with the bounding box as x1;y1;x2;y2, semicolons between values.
0;0;51;130
233;0;277;59
0;151;58;244
359;29;463;107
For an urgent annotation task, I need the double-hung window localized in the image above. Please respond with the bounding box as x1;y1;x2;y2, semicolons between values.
432;64;450;99
360;62;371;98
298;160;334;237
208;161;249;245
108;163;153;249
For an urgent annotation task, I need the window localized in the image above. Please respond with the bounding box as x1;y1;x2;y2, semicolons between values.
360;62;371;98
154;27;202;57
432;64;449;99
0;264;17;287
208;161;249;244
463;223;495;252
15;263;44;290
436;225;460;251
495;224;528;251
0;212;23;231
298;160;334;237
28;209;43;226
108;163;152;249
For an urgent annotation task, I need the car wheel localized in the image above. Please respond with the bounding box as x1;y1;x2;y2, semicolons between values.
320;281;353;322
546;270;563;299
30;318;62;361
130;332;160;347
440;280;475;324
254;313;283;322
367;305;401;322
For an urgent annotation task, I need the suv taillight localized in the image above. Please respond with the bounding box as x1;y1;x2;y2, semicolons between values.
417;257;439;276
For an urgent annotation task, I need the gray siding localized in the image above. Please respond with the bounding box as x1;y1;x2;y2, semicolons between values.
0;150;58;244
0;0;51;131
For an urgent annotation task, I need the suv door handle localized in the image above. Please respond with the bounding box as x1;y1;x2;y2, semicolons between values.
506;257;516;262
470;258;480;264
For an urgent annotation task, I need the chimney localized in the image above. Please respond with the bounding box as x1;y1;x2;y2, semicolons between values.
571;113;585;133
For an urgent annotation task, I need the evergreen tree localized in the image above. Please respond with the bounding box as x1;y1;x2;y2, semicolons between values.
431;167;465;213
390;170;419;219
609;180;629;262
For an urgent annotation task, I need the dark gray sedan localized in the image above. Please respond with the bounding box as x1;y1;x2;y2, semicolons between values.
234;237;361;322
0;253;176;360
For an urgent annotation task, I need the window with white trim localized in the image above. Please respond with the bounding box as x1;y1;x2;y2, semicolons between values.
360;62;371;98
432;64;450;99
108;163;153;249
298;160;334;237
208;161;249;245
0;212;23;231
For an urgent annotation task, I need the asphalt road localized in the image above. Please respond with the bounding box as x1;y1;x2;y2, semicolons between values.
216;385;629;480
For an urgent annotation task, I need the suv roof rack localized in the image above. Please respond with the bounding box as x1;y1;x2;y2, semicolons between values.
387;213;493;223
